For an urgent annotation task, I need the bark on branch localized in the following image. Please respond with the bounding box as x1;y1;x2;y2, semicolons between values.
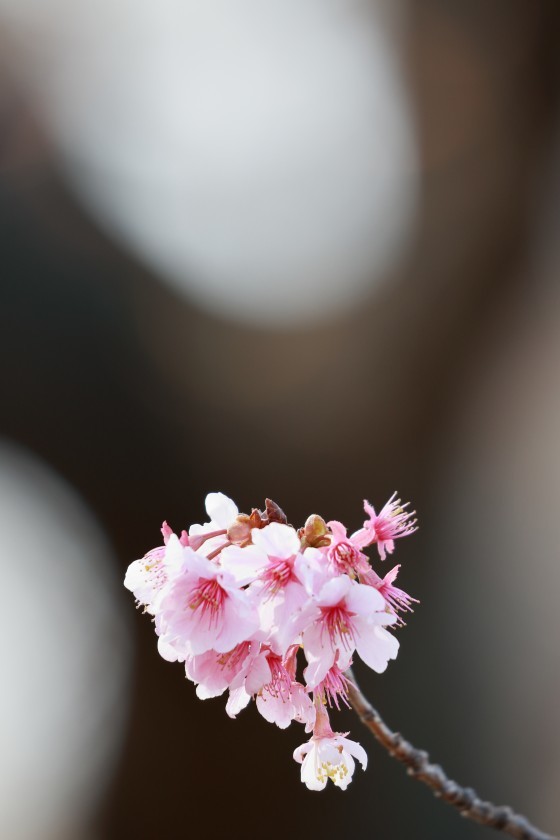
346;668;557;840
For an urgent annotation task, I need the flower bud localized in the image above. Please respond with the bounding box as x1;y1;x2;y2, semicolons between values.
301;514;330;548
265;498;288;525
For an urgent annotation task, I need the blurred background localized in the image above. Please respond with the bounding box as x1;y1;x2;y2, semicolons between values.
1;1;560;838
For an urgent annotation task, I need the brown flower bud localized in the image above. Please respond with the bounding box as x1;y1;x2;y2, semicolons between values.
249;508;266;529
265;498;288;525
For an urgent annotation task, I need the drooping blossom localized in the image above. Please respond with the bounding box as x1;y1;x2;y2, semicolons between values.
294;703;367;790
124;490;418;790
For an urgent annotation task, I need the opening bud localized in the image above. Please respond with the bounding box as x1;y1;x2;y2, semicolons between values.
301;514;330;549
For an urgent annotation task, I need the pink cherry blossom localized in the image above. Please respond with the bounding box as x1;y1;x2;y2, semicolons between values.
325;520;371;576
243;523;311;655
225;645;275;717
184;642;254;699
254;649;315;730
301;575;399;688
156;548;259;660
223;645;315;730
250;523;301;592
125;490;419;791
358;492;417;560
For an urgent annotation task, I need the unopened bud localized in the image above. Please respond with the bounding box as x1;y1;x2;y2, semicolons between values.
249;508;266;529
265;498;288;525
302;514;330;548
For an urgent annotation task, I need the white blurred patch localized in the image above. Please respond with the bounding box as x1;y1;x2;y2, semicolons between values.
0;0;418;326
0;441;130;840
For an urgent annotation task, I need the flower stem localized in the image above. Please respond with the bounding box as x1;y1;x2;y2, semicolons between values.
346;668;557;840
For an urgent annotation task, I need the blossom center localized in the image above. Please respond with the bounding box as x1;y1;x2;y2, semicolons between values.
261;557;295;597
316;754;349;785
319;666;351;710
217;641;251;671
330;541;359;574
264;654;292;701
321;605;356;650
188;578;226;625
142;548;168;590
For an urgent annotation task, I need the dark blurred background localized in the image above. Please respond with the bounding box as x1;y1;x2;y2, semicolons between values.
1;1;560;838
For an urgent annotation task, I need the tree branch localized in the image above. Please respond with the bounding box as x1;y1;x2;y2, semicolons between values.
346;668;557;840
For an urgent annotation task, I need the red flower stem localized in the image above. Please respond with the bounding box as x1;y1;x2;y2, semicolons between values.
346;668;557;840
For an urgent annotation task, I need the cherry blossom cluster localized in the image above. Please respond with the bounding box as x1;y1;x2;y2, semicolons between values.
125;492;417;790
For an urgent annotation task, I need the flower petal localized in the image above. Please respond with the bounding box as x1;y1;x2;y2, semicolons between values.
251;522;300;559
300;748;326;791
219;544;267;586
345;579;386;614
354;621;399;673
340;737;368;770
315;575;352;607
226;685;251;718
205;492;238;528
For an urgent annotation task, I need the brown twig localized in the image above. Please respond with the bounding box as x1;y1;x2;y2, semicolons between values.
346;668;557;840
